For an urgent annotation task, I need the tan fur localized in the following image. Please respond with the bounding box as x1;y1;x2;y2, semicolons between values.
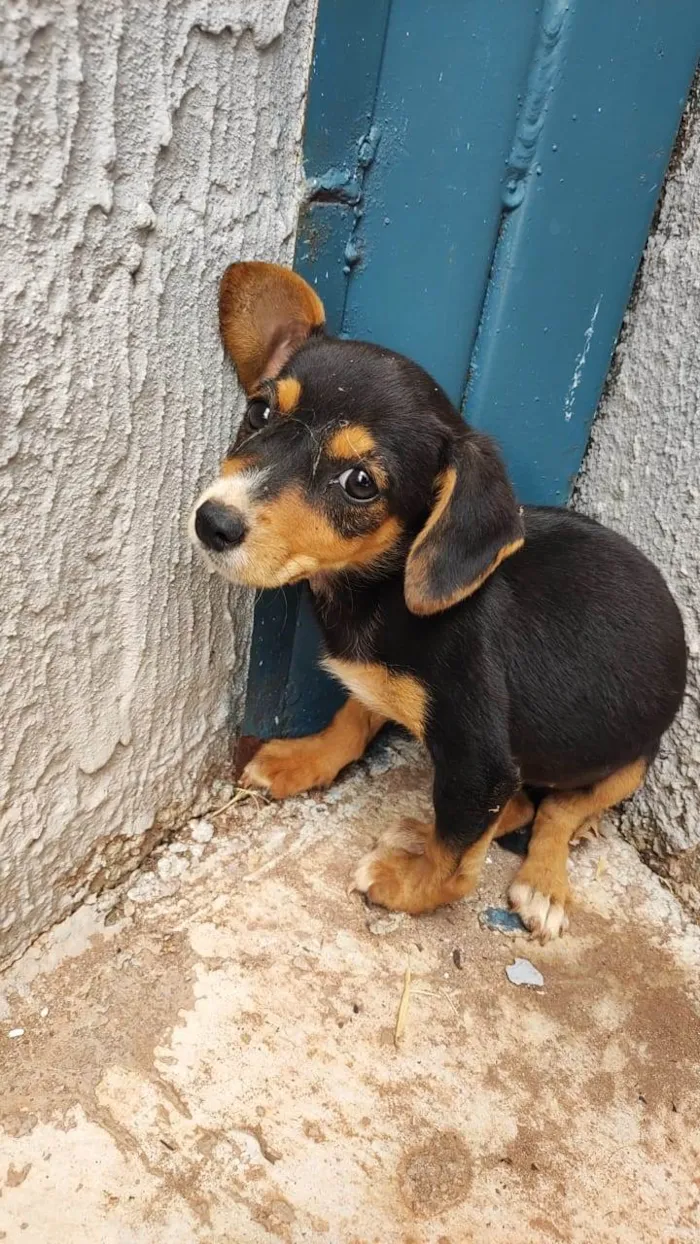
408;466;456;557
219;262;324;392
509;758;648;941
240;699;385;798
276;377;302;414
220;454;257;477
326;424;377;459
323;658;428;740
230;488;402;588
353;793;535;914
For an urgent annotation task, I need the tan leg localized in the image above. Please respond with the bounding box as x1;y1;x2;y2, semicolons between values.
509;758;648;942
240;698;386;798
352;791;535;915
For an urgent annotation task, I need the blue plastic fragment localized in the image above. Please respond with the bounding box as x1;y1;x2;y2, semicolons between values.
480;906;527;935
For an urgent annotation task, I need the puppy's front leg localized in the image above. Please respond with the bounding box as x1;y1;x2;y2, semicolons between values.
241;698;385;798
353;752;533;915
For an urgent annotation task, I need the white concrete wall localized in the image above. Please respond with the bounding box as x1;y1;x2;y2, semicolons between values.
0;0;316;968
575;81;700;916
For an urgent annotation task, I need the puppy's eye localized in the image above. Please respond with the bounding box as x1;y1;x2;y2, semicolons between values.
338;466;379;503
246;399;271;430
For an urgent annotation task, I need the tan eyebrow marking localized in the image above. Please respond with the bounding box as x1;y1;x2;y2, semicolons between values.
275;377;302;414
326;424;376;459
220;454;258;477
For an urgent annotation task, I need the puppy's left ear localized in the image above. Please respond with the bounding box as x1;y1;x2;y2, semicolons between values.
219;261;325;393
404;430;525;616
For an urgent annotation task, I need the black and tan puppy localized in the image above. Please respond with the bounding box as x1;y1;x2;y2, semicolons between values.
190;262;686;941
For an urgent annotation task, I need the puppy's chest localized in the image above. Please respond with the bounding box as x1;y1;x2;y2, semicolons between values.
314;597;428;739
322;654;428;740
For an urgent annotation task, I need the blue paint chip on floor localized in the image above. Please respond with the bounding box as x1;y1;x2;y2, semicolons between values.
480;906;527;935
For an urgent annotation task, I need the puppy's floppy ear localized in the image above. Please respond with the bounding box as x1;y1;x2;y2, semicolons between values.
218;261;325;393
404;429;525;616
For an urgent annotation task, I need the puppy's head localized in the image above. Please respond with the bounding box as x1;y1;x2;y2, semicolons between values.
190;262;524;611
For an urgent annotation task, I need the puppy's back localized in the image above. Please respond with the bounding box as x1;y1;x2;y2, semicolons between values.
495;507;686;785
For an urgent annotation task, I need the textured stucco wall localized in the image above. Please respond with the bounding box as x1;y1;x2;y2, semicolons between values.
575;81;700;916
0;0;316;968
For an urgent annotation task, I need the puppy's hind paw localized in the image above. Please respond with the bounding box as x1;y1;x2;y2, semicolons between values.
570;814;603;845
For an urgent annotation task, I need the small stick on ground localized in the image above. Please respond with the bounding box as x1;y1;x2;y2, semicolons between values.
394;959;412;1048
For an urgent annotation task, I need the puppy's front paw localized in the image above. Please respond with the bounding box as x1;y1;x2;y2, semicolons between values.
508;867;571;943
353;820;472;916
240;737;335;799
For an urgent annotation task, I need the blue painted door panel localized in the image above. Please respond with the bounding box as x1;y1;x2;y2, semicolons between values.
242;0;700;741
343;0;544;405
466;0;700;503
242;0;392;738
296;0;393;334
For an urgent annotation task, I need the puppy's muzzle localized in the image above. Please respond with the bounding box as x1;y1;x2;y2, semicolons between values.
194;500;247;553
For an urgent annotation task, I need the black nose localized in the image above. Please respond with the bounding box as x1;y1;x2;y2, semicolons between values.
195;501;247;552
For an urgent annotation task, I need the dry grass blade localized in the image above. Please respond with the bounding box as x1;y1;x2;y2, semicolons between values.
394;960;412;1048
438;987;463;1026
210;787;270;818
571;815;602;846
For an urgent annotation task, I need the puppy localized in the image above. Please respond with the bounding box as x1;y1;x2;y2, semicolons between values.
190;262;686;940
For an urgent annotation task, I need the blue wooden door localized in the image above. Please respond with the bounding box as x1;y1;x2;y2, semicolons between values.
242;0;700;741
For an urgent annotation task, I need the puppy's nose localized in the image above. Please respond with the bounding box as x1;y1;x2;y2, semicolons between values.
195;501;247;552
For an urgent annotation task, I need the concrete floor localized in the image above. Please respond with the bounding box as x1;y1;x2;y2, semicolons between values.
1;733;699;1244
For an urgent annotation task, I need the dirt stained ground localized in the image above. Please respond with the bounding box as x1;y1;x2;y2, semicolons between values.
1;734;699;1242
